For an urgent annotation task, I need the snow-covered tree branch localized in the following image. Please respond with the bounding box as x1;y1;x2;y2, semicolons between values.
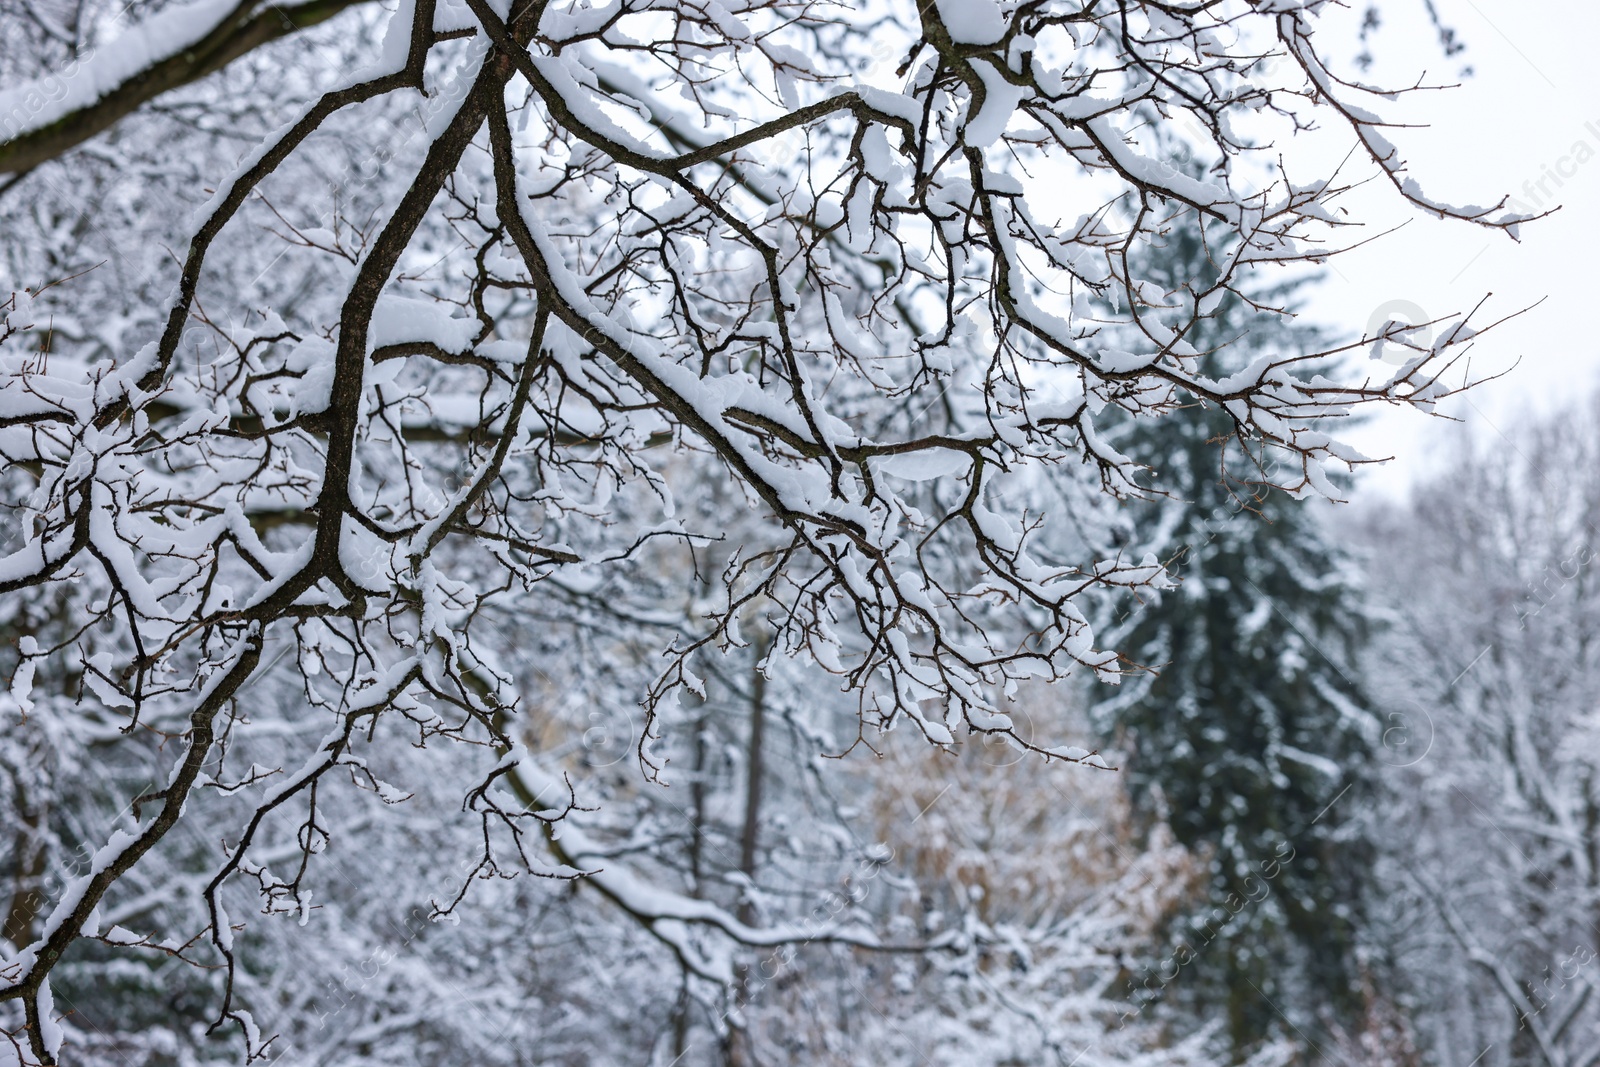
0;0;1529;1061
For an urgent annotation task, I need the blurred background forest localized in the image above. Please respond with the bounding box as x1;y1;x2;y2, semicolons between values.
6;245;1596;1067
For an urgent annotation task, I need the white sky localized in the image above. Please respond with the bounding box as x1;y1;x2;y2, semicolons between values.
1300;0;1600;499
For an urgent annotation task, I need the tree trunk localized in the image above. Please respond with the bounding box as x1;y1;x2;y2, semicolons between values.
727;636;769;1067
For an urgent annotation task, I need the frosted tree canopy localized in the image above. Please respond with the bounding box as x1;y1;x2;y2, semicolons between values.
0;0;1526;1061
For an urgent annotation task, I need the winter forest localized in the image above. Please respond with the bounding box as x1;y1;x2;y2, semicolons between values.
1;0;1596;1063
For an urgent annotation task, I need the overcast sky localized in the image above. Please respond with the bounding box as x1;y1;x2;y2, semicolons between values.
1302;0;1600;498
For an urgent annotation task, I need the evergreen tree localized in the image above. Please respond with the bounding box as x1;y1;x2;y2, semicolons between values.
1093;222;1381;1053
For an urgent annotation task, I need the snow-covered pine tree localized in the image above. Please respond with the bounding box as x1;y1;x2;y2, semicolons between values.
1093;220;1381;1052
